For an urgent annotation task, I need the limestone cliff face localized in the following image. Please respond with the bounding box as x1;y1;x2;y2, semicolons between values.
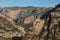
24;15;34;24
33;18;45;35
6;10;21;20
0;9;21;20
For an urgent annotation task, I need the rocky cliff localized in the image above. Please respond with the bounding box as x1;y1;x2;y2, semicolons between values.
0;5;60;40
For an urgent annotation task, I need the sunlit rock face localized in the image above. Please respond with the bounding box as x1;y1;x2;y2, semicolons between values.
51;12;60;17
24;16;34;24
33;18;45;35
0;8;21;20
6;10;21;20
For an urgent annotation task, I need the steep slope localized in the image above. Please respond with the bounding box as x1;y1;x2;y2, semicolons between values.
0;13;25;40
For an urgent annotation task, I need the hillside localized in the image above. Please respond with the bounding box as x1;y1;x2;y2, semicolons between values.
0;5;60;40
